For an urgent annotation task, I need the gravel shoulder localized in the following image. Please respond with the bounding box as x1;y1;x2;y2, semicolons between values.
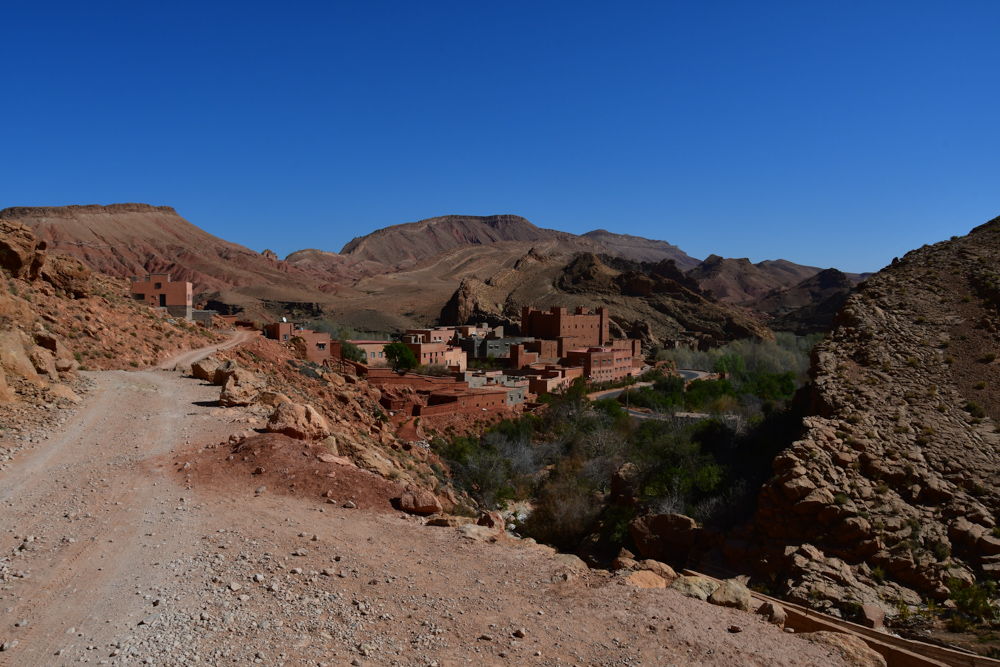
0;360;849;666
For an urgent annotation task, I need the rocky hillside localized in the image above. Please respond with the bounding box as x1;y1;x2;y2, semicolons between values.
441;251;773;347
0;204;342;303
686;254;823;303
582;229;700;269
751;268;855;335
735;215;1000;613
0;218;217;436
339;214;601;268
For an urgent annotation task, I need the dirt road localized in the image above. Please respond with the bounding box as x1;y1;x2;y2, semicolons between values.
156;329;255;370
0;351;847;665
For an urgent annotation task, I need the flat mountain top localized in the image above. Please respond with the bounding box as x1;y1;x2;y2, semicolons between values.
582;229;701;269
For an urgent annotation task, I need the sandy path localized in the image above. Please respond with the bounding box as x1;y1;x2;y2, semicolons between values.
0;360;849;666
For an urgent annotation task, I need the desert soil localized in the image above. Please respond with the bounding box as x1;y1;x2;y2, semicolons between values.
0;344;849;666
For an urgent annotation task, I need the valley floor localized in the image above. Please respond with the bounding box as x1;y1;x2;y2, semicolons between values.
0;349;848;666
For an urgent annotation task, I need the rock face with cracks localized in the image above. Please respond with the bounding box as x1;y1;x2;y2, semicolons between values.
730;214;1000;615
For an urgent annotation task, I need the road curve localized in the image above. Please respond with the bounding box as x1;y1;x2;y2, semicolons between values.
156;329;254;370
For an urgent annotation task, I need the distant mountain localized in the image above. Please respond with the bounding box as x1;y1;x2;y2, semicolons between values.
339;215;700;269
686;254;823;303
750;268;855;335
750;268;854;314
439;251;773;347
2;204;867;335
0;204;308;295
339;214;601;269
581;229;700;269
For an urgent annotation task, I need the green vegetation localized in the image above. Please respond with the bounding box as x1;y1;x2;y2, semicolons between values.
948;579;998;629
432;335;819;553
340;339;367;364
383;342;418;372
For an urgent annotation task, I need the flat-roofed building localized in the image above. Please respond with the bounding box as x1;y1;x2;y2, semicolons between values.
565;346;634;383
130;273;192;320
349;340;390;365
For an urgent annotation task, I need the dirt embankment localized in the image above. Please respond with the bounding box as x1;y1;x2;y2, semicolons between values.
0;347;851;666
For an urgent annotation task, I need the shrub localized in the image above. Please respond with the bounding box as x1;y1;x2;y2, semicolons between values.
73;351;83;362
871;566;886;584
906;357;919;367
975;381;988;390
948;578;998;624
984;352;998;363
522;471;602;551
833;493;848;506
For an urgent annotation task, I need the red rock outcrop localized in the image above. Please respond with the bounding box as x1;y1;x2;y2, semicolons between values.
739;214;1000;612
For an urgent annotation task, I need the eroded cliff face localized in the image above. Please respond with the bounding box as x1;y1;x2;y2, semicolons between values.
737;216;1000;614
440;251;774;346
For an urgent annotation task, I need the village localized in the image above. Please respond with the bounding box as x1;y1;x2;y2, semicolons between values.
131;273;647;422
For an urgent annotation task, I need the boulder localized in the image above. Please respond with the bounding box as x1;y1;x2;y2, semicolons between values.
40;255;90;298
425;516;475;528
456;524;501;542
28;346;57;378
861;604;885;630
49;384;82;403
191;356;220;382
626;570;666;589
399;486;443;515
640;559;677;581
258;390;292;407
707;579;752;612
756;601;787;627
317;435;338;455
219;369;265;407
212;360;241;386
0;219;45;279
796;632;886;667
0;330;42;385
266;403;330;440
553;554;588;572
629;513;699;563
670;575;719;601
33;331;72;359
477;511;505;530
781;475;816;501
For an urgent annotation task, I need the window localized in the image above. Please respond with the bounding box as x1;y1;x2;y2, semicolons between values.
154;283;162;289
283;334;289;341
317;343;326;350
133;293;145;301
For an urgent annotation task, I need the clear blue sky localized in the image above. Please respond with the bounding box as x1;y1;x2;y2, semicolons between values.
2;2;998;273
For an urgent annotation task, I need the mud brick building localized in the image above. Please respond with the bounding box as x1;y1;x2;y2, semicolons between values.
520;305;610;356
130;273;192;320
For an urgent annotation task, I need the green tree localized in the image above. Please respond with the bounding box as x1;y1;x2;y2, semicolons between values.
384;342;418;371
340;339;367;364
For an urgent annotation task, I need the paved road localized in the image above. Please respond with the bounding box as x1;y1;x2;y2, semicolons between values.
589;369;714;420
